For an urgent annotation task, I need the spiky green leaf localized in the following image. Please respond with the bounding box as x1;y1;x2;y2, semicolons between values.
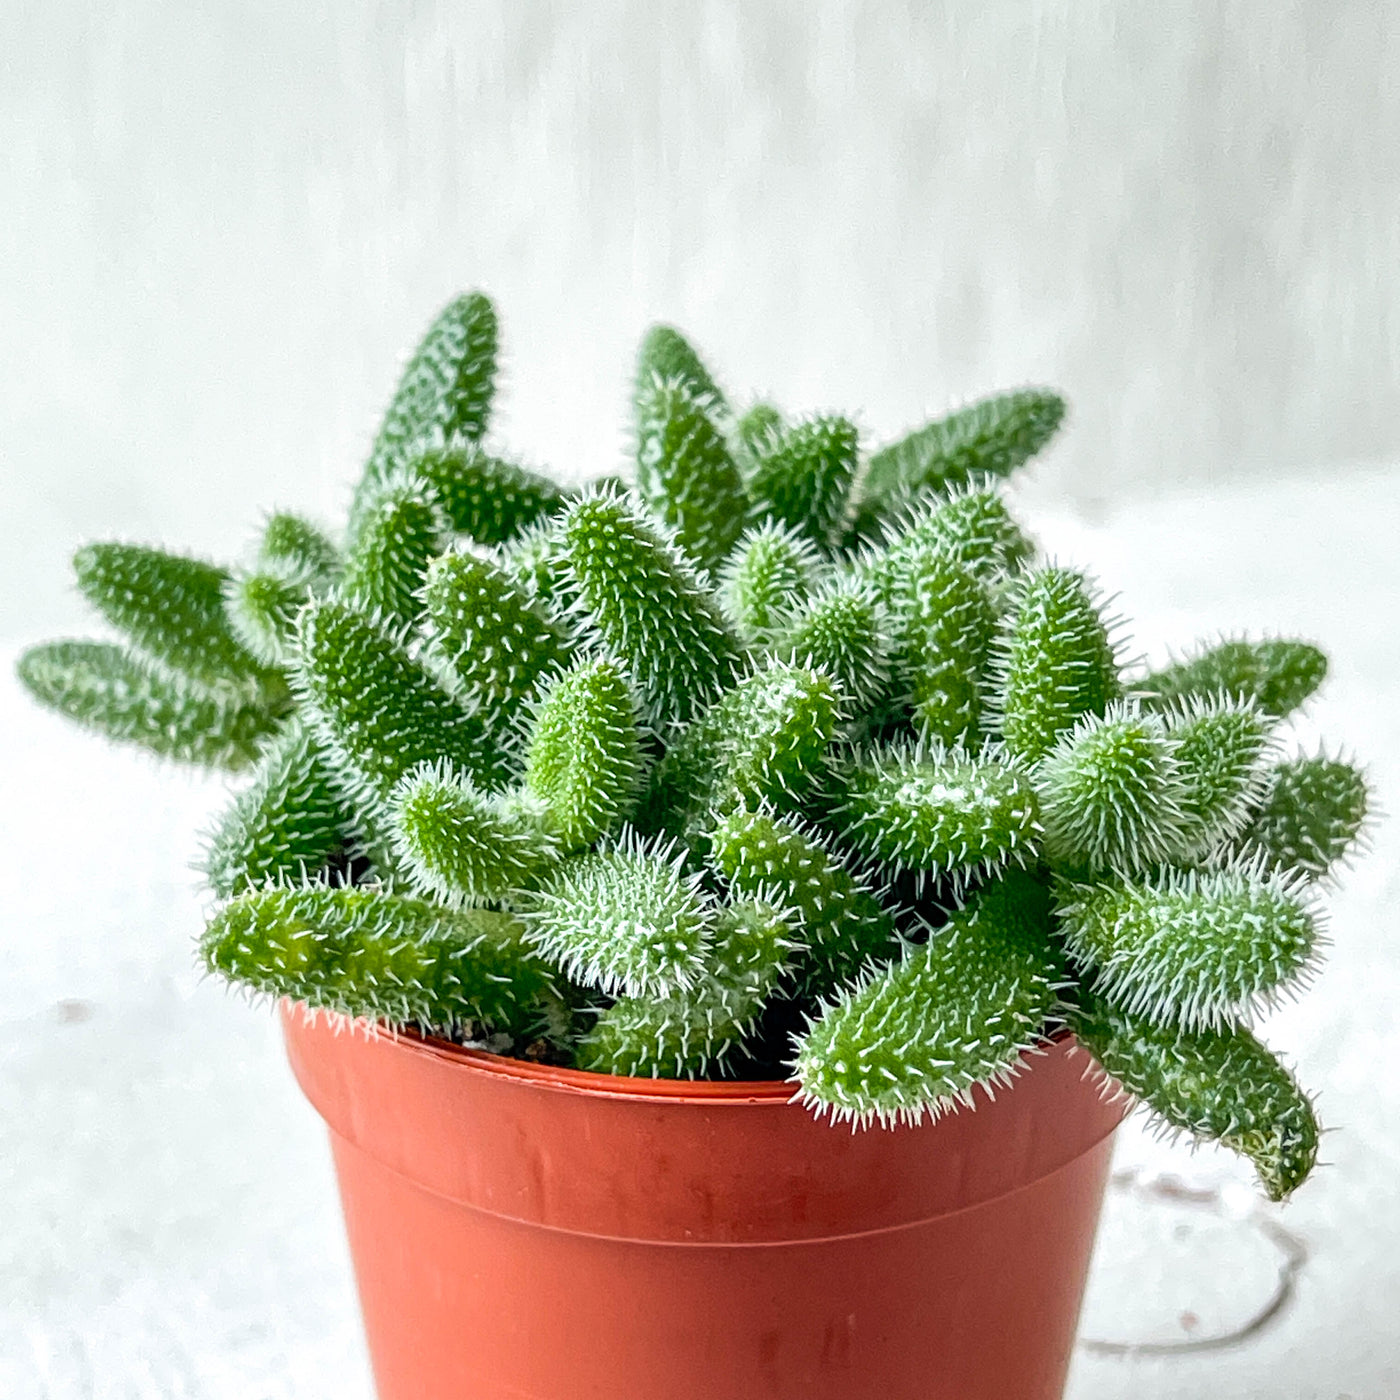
1071;992;1319;1201
793;871;1063;1124
560;488;743;728
990;565;1121;761
524;657;646;851
864;486;1036;603
1037;704;1190;873
202;885;550;1033
746;415;860;548
225;568;307;668
523;839;713;998
294;597;505;802
633;324;727;418
717;521;820;641
730;401;784;465
774;577;890;711
1139;638;1327;719
422;550;567;716
410;441;564;544
73;542;275;695
17;640;279;771
578;900;797;1078
350;291;498;529
388;760;557;906
1055;865;1320;1030
887;545;997;746
1238;753;1370;880
644;660;844;840
201;722;353;897
257;513;341;586
497;516;572;611
342;476;448;627
1163;697;1274;857
854;389;1065;533
634;379;747;571
710;806;897;999
834;742;1042;887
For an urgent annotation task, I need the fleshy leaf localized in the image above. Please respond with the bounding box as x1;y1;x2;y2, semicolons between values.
717;521;820;642
410;441;564;545
792;871;1063;1124
293;597;505;802
73;542;276;696
422;551;567;718
350;291;498;531
560;488;744;729
853;389;1065;534
225;568;308;667
257;513;341;586
342;475;448;627
578;900;797;1078
497;516;573;611
746;415;860;548
1071;991;1319;1201
887;545;997;746
201;722;353;897
1237;752;1370;880
710;806;898;1000
1036;704;1190;873
730;401;784;465
833;741;1042;888
523;839;713;998
633;324;727;418
17;640;280;771
201;885;550;1034
773;577;889;711
524;657;646;851
634;378;747;571
989;565;1121;761
643;660;844;840
1055;865;1321;1030
389;760;557;906
1139;638;1327;719
864;485;1036;601
1163;696;1275;857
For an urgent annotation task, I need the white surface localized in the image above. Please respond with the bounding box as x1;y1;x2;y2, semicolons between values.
5;3;1400;636
2;467;1398;1395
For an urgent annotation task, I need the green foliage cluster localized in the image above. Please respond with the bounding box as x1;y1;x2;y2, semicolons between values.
20;292;1373;1201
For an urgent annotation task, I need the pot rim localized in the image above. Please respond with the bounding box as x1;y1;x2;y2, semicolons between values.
283;1001;1077;1109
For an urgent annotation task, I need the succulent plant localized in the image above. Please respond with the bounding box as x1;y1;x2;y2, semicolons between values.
19;292;1373;1200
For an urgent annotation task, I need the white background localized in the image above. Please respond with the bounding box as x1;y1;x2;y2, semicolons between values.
3;4;1398;1396
5;2;1400;631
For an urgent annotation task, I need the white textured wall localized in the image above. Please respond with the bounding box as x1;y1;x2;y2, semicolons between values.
5;1;1399;632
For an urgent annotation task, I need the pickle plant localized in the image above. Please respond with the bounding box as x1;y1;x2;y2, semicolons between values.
19;293;1372;1202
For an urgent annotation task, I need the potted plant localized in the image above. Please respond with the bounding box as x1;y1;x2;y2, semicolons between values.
19;292;1371;1400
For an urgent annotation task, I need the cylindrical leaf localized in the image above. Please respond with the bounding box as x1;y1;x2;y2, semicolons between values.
17;640;279;771
201;885;550;1034
522;840;713;998
294;598;505;802
560;489;743;729
1071;992;1319;1201
834;743;1042;888
1055;866;1321;1029
202;722;353;897
524;658;646;852
793;872;1063;1124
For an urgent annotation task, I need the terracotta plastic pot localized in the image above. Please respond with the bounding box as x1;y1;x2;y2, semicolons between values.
282;1004;1125;1400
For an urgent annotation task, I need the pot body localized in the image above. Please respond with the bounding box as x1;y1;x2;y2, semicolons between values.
282;1005;1123;1400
